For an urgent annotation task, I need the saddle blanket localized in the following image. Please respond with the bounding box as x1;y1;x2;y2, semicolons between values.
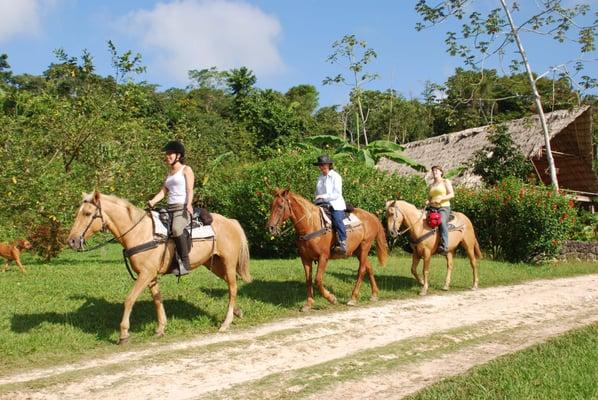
151;211;215;239
319;208;362;228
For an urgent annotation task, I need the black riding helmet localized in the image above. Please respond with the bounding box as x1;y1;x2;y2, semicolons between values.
162;140;185;156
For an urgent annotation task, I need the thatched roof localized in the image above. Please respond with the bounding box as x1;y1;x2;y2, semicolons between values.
378;106;598;196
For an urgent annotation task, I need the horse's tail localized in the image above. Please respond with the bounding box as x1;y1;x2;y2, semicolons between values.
375;217;389;267
233;219;252;282
474;237;482;259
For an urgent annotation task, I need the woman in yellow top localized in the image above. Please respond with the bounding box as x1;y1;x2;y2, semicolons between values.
426;165;454;254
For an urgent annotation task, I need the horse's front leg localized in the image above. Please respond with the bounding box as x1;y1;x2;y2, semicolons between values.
118;270;156;344
148;278;167;337
420;253;431;296
442;251;454;291
301;256;314;312
411;254;423;285
315;255;337;305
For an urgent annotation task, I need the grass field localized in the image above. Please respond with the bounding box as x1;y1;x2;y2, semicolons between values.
406;323;598;400
0;243;596;373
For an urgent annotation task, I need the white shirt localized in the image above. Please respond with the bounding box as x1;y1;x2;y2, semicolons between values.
164;166;187;205
315;169;346;211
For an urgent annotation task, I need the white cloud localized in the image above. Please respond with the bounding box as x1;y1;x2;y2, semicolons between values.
0;0;44;43
124;0;285;83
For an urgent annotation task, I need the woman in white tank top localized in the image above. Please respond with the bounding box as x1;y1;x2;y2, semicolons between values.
148;141;195;276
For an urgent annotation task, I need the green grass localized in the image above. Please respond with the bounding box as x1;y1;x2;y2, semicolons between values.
406;323;598;400
0;244;596;374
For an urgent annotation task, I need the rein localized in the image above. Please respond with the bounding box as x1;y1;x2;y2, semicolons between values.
274;196;309;237
78;201;149;252
390;201;425;236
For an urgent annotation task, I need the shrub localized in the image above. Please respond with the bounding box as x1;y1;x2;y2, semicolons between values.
27;216;68;262
200;148;426;257
453;177;576;262
471;124;533;185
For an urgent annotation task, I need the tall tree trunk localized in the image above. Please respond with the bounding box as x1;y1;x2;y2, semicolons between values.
356;95;369;146
500;0;559;191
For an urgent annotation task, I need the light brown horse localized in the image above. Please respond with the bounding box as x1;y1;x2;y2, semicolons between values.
386;200;481;296
67;191;251;344
267;189;388;310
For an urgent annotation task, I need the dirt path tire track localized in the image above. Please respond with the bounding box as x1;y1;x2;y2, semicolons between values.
1;274;597;400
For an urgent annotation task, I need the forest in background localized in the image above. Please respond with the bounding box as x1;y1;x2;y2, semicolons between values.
0;44;596;259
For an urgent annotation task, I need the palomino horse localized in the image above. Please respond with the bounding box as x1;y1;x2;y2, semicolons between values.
267;189;389;310
386;200;481;295
67;191;251;344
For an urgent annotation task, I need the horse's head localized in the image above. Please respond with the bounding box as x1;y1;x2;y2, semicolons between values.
67;191;107;251
386;200;405;238
266;188;292;236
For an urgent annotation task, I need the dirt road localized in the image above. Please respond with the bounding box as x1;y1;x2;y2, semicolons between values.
1;274;596;400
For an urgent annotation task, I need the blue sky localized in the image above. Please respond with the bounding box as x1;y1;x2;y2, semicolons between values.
1;0;596;107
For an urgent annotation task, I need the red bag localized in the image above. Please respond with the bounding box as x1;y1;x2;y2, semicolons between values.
427;210;442;228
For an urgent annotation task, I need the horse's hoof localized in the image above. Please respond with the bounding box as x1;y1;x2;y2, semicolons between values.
300;305;311;312
419;290;428;296
234;308;243;318
155;331;164;338
442;286;450;291
328;295;337;305
218;325;230;333
347;299;357;306
471;286;479;291
370;296;379;302
117;336;130;345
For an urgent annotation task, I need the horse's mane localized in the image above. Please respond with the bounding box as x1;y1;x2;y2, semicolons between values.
287;191;319;223
395;200;418;212
84;192;145;220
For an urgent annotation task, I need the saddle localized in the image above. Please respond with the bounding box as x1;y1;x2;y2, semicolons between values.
150;207;216;275
425;208;456;228
314;200;359;228
402;212;463;253
153;206;214;238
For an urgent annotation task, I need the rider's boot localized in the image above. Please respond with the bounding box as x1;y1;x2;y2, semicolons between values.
173;233;191;276
336;240;347;255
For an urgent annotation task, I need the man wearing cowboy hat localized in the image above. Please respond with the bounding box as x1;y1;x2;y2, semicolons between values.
314;155;347;254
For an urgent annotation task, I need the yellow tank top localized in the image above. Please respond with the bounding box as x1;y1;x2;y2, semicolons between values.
429;181;450;207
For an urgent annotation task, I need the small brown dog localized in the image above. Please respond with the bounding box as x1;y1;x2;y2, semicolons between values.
1;239;32;273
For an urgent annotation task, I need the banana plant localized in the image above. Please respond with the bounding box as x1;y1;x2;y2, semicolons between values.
302;135;426;171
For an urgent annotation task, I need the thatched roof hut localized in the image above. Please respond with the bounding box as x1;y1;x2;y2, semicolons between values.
378;106;597;202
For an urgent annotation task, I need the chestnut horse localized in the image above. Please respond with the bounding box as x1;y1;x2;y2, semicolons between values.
386;200;481;295
267;189;388;310
67;191;251;344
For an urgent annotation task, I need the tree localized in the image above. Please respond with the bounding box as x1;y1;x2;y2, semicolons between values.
285;84;319;116
323;34;379;146
107;40;146;83
472;124;533;184
187;67;228;90
415;0;597;190
226;67;257;98
0;54;12;86
302;135;426;171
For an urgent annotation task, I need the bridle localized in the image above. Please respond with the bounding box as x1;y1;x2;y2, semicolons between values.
79;200;107;239
269;195;308;236
388;201;424;237
75;199;147;252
